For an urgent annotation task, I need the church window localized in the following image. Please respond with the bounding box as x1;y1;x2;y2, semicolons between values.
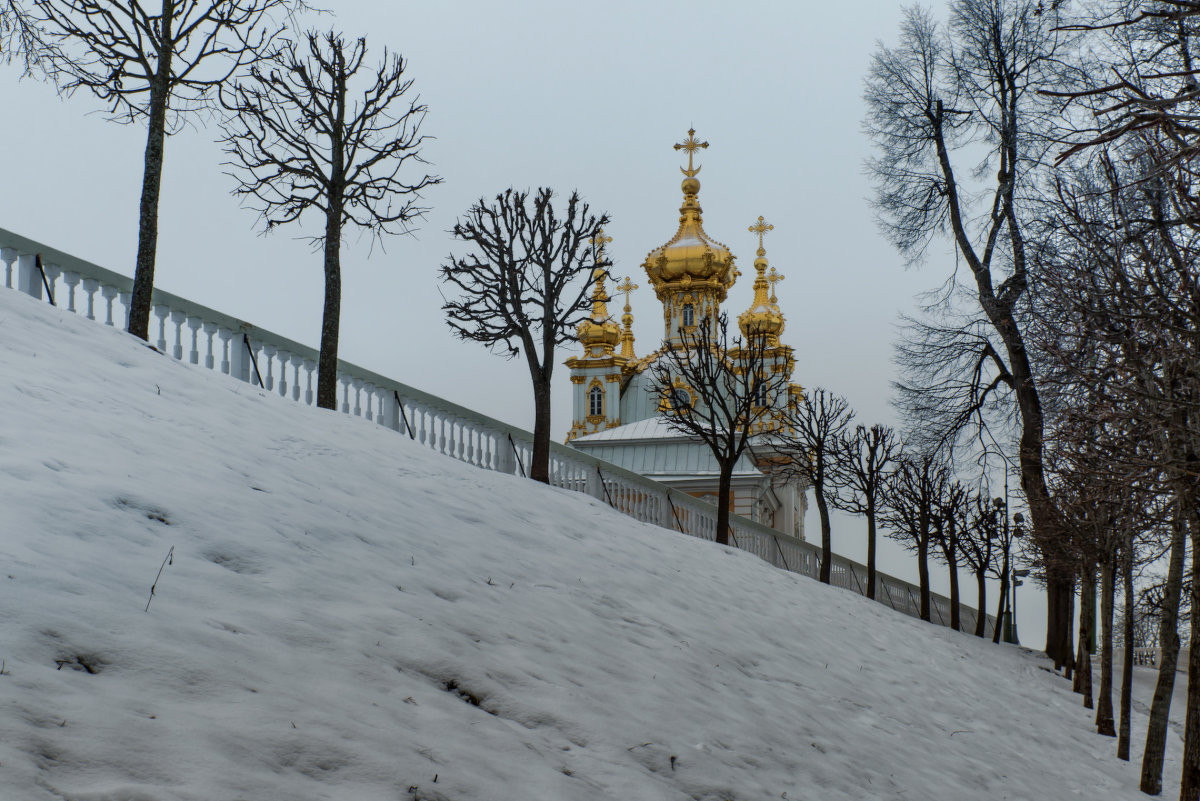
682;303;695;327
671;388;691;411
588;384;604;417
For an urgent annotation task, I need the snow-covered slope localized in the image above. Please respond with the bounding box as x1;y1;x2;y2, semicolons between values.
0;289;1175;800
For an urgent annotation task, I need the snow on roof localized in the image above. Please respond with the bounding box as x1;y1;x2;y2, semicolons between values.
571;416;694;444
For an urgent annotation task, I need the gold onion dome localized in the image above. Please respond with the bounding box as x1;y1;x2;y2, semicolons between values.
578;231;621;353
642;129;736;300
738;216;786;345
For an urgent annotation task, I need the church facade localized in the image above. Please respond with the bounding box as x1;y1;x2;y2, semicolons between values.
565;130;808;541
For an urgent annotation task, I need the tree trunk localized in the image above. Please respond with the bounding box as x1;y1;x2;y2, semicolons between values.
948;541;960;632
1119;539;1134;760
917;528;930;622
866;502;877;600
1078;566;1095;710
1179;555;1200;799
992;552;1009;645
816;481;832;584
529;377;551;484
316;207;342;411
1096;558;1116;734
1046;562;1077;670
715;461;733;547
128;56;173;340
1141;506;1187;794
975;569;987;637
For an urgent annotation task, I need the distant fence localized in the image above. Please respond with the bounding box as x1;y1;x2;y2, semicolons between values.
0;226;996;638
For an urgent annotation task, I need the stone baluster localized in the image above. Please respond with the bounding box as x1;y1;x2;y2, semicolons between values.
170;310;186;359
463;423;476;464
418;405;428;445
16;253;41;299
62;272;80;313
217;328;232;374
153;306;170;351
293;356;304;402
43;262;61;304
339;375;351;413
303;359;315;404
363;382;376;421
262;344;276;390
352;378;363;416
277;350;290;397
446;415;457;457
0;248;15;289
187;317;202;364
202;322;217;369
119;291;131;329
100;285;118;326
247;339;263;385
82;278;98;320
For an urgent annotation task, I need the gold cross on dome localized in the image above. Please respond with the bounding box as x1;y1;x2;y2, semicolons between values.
674;127;708;177
767;266;784;302
749;215;774;254
615;276;639;310
590;229;613;262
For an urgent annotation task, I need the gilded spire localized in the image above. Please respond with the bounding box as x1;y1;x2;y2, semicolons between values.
616;275;638;358
578;228;621;354
588;228;614;318
738;215;786;345
674;127;709;178
749;215;774;257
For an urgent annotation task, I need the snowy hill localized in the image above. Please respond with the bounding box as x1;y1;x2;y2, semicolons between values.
0;288;1175;800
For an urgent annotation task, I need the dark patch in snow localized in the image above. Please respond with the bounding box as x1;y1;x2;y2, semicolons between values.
114;497;171;525
55;653;105;674
204;550;263;575
443;679;495;715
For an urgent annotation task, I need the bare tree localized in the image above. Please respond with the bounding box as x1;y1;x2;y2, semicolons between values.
773;388;854;583
832;423;899;598
865;0;1080;663
32;0;302;341
222;30;439;410
0;1;50;72
933;479;970;630
441;188;608;483
882;449;950;622
650;313;792;546
960;487;1000;637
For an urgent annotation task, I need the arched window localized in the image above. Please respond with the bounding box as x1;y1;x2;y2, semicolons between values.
682;303;695;327
670;388;691;411
588;384;604;417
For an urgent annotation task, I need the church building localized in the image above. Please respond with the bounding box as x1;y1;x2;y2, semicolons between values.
565;129;808;540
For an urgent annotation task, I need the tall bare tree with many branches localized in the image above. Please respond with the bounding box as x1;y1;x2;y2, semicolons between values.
222;30;440;410
441;188;608;484
31;0;302;341
865;0;1079;663
650;313;792;546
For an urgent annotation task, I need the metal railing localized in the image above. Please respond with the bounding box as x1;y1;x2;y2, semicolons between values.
0;225;995;638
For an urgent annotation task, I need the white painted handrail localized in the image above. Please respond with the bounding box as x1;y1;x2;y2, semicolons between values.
0;225;995;639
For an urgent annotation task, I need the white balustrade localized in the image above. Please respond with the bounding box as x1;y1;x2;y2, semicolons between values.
100;285;117;326
187;317;202;365
63;271;80;312
1;248;15;288
202;322;217;369
0;224;993;641
170;310;186;359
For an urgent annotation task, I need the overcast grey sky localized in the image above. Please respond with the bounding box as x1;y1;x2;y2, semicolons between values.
0;1;1045;645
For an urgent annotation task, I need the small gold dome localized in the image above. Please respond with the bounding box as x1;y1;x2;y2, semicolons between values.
578;315;621;349
642;177;736;300
738;220;786;345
